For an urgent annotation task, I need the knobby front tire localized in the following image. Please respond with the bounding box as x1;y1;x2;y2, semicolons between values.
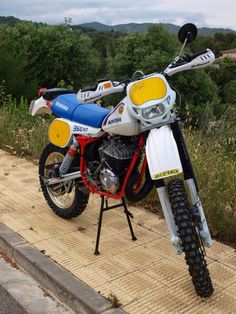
39;143;89;219
167;179;214;297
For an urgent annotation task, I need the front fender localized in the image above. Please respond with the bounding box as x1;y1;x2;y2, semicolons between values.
146;125;183;180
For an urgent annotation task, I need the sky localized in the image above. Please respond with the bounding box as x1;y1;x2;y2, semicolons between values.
0;0;236;30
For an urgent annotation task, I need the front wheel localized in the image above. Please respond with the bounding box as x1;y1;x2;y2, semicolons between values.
39;143;89;219
167;179;213;297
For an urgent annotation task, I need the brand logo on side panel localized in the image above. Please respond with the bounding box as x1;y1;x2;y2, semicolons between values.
108;117;122;125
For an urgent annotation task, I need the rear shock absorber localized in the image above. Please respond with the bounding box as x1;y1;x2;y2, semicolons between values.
59;137;79;175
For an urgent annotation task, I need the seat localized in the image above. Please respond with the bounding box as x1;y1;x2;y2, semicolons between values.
51;94;111;128
43;88;75;101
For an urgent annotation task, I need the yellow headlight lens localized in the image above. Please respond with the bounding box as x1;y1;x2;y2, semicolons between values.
129;77;167;106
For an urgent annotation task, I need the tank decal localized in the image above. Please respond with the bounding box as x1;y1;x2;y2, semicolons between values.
108;117;122;125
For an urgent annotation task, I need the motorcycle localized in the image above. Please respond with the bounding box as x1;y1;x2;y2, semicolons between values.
29;23;215;297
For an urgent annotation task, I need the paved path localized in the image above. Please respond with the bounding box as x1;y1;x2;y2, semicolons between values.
0;149;235;313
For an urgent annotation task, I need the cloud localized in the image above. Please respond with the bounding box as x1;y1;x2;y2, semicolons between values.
0;0;235;30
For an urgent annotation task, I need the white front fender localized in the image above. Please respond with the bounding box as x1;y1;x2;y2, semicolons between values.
146;125;183;180
28;97;52;116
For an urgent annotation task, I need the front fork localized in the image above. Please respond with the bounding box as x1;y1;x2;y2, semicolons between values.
156;180;183;254
185;178;212;247
155;120;212;253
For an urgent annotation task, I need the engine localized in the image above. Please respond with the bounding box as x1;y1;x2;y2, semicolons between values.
86;137;136;194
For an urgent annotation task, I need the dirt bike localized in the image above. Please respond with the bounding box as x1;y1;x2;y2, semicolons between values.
29;23;215;297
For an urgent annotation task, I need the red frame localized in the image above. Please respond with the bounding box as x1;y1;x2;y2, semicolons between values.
76;134;146;199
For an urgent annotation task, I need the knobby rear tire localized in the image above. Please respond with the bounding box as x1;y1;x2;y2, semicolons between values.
167;179;214;297
39;143;89;219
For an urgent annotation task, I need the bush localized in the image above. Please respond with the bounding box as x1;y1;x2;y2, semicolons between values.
0;80;5;105
184;125;236;244
0;97;50;158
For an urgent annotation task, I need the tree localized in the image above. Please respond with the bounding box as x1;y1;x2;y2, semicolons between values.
170;70;219;128
25;24;101;89
112;24;179;77
208;58;236;104
224;80;236;103
0;23;37;99
0;22;103;97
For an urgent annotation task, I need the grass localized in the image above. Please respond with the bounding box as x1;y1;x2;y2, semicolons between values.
0;97;50;159
184;109;236;244
0;98;235;245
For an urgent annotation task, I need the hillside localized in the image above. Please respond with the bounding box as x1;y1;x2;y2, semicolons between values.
0;16;22;25
80;21;236;36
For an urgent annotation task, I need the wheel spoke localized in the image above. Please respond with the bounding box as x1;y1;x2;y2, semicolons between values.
44;152;75;208
39;144;89;219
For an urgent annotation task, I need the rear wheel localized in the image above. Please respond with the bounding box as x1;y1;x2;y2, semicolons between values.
39;143;89;219
167;179;213;297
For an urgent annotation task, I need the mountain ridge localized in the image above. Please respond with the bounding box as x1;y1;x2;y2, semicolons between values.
0;16;235;37
79;21;236;36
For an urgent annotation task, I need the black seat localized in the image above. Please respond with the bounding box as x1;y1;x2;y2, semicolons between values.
42;88;75;101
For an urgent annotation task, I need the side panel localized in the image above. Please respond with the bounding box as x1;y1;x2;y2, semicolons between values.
146;126;183;180
49;118;104;147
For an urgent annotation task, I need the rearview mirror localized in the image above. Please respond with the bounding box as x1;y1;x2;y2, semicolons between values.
178;23;198;43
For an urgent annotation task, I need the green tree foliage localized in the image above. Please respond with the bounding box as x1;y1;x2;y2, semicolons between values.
170;70;219;127
224;80;236;103
25;24;100;88
112;25;179;77
207;58;236;113
91;33;119;78
0;22;101;98
0;23;37;98
189;32;236;57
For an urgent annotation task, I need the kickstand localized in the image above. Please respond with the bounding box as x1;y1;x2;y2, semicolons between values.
94;196;137;255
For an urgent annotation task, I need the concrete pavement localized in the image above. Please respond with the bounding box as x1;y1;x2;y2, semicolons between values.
0;256;74;314
0;149;235;313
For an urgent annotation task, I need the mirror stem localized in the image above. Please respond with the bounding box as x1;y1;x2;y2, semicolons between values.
179;38;188;57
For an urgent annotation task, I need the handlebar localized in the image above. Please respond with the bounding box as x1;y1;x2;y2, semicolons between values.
80;78;130;93
78;49;215;103
77;79;127;103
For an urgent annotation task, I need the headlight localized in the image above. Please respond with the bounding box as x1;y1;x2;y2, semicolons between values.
141;103;166;120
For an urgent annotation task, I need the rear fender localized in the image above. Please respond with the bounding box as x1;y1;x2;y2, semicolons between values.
29;97;52;116
146;125;183;180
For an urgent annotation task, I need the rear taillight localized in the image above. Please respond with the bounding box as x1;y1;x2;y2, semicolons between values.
38;88;47;97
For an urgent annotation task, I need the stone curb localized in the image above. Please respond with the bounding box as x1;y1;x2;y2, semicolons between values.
0;222;125;314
